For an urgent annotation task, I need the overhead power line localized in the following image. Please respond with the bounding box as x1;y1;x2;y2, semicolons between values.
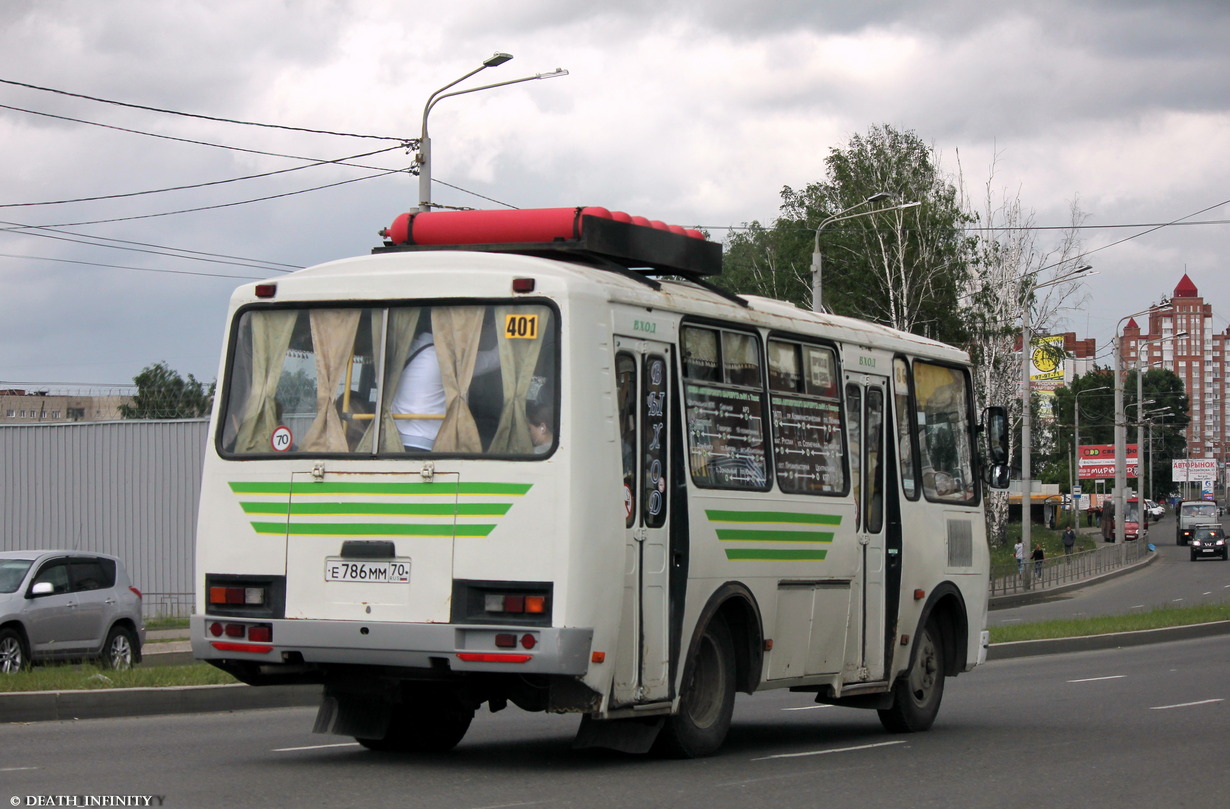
0;252;280;280
0;219;301;271
0;76;407;142
0;101;415;169
4;169;405;229
0;144;407;209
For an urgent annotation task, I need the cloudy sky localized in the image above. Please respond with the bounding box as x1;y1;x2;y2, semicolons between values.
2;0;1228;391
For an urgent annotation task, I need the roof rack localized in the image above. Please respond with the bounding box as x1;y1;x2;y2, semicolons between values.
373;206;722;279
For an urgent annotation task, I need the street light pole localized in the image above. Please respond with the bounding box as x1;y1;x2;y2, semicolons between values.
1112;307;1155;543
416;53;568;212
810;195;921;312
1073;384;1109;527
1134;332;1186;500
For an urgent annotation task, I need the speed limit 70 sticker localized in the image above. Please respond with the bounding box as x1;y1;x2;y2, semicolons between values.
270;426;293;452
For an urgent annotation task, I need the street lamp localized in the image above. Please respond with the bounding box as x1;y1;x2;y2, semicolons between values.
1134;332;1186;488
1073;384;1109;527
1112;306;1157;543
416;53;569;212
1140;405;1173;502
1020;264;1093;578
810;194;922;312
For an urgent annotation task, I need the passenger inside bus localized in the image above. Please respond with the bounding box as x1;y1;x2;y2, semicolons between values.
391;319;501;451
527;401;554;454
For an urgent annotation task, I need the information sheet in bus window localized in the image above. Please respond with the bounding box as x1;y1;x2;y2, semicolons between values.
771;396;843;493
684;384;766;488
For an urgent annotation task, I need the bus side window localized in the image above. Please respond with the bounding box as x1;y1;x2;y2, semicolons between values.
893;357;919;500
616;353;637;528
681;325;768;490
768;339;846;495
642;354;668;528
913;361;977;503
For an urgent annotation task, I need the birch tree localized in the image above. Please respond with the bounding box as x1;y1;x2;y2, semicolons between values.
960;152;1089;544
719;124;973;344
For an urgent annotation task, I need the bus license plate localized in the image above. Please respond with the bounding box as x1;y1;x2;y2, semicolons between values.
324;559;411;583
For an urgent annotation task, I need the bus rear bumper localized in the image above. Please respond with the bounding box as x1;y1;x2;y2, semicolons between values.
190;615;594;676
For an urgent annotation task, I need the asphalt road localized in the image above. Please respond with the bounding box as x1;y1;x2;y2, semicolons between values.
991;512;1230;626
2;635;1227;809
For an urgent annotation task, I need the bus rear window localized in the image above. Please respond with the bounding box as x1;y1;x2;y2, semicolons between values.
219;303;556;458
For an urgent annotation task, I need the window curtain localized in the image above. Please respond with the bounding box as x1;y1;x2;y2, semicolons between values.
233;310;297;453
357;308;420;453
301;309;362;452
432;306;484;453
488;306;550;454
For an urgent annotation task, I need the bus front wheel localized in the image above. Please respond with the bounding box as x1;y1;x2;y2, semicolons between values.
878;618;946;733
654;615;736;758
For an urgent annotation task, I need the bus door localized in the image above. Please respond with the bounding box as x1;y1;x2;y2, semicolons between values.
611;339;673;705
843;371;889;682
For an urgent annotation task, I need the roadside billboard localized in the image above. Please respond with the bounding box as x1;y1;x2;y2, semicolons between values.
1172;458;1217;483
1078;443;1138;479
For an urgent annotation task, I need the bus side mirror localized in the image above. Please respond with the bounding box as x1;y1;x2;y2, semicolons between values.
981;406;1011;490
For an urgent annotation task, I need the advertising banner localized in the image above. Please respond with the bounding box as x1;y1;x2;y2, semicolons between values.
1029;335;1066;393
1078;443;1138;479
1172;458;1217;482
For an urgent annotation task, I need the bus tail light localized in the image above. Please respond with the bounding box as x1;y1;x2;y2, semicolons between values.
209;621;273;644
484;593;548;616
203;575;285;619
454;581;553;626
209;585;266;606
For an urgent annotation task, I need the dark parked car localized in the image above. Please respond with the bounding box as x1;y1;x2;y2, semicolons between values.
0;550;145;673
1189;525;1228;562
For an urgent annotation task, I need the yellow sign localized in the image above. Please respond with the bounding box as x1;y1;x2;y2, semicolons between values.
504;314;539;339
1029;335;1065;382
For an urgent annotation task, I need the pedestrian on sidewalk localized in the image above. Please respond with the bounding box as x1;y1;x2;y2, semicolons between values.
1014;540;1025;574
1062;526;1076;556
1032;544;1045;577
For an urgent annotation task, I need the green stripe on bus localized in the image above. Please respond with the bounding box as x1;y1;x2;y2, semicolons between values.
704;509;841;526
240;501;512;517
715;529;834;543
229;481;532;496
724;548;828;561
248;522;495;538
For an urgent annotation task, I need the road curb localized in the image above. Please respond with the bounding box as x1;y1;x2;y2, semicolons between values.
1;682;321;723
986;619;1230;660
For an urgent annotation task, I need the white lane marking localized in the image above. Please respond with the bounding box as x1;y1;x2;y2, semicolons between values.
0;766;40;772
1130;604;1145;609
1068;675;1126;683
1150;699;1224;711
1000;618;1023;623
273;742;362;752
1172;598;1185;603
754;740;905;760
783;704;833;711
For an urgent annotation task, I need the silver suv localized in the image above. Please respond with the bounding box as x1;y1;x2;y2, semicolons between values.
0;550;145;673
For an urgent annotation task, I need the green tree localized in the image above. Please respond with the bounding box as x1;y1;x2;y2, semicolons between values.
721;124;975;344
1050;368;1188;501
120;362;214;419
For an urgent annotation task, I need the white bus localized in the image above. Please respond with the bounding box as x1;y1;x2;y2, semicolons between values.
192;206;1009;757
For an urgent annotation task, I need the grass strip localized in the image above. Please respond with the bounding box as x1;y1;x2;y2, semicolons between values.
0;662;238;693
990;601;1230;643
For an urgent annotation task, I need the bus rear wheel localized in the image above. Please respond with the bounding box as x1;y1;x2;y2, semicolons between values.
878;618;946;733
654;615;735;758
356;688;474;753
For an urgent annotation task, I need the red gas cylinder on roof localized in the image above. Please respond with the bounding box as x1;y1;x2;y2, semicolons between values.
381;206;705;246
